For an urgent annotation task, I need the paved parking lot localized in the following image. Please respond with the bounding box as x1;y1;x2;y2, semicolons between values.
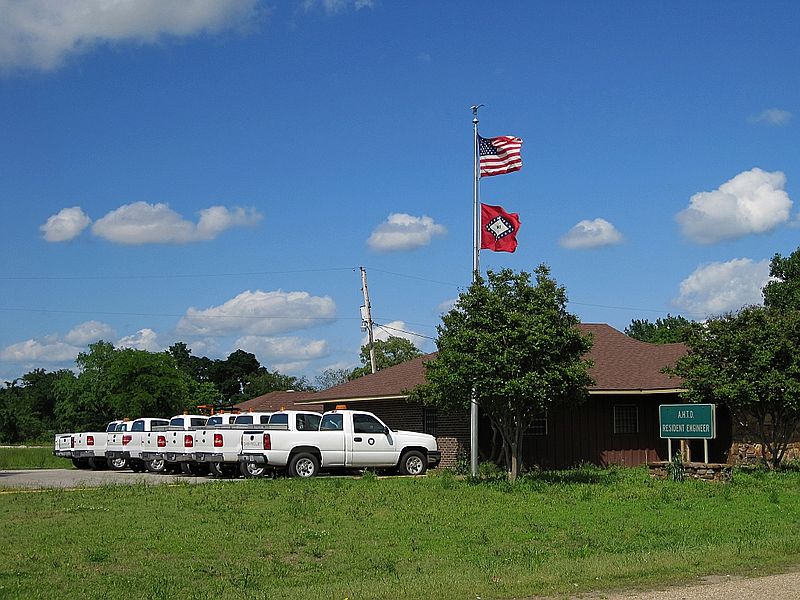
0;468;237;489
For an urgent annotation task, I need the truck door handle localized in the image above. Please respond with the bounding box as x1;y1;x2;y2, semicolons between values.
354;437;362;442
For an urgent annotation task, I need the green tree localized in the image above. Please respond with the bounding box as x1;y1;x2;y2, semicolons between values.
315;368;353;390
350;336;423;379
238;370;313;402
669;306;800;468
625;314;693;344
104;349;192;418
763;248;800;311
53;341;117;431
211;349;265;400
413;267;594;481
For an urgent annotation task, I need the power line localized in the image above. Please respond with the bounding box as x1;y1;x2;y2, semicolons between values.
0;267;357;281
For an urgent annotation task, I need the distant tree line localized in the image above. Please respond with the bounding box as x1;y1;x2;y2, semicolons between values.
0;335;423;444
0;341;312;443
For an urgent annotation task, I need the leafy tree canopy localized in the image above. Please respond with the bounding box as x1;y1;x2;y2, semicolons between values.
625;314;693;344
315;368;353;390
763;248;800;311
669;306;800;468
350;336;423;379
413;266;593;481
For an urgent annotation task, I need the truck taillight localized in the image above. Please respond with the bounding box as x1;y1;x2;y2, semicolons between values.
184;434;194;448
87;435;94;446
214;433;223;448
157;435;166;448
70;436;74;448
263;433;271;450
122;435;132;445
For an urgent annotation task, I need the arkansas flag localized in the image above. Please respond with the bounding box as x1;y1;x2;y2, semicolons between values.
481;204;520;253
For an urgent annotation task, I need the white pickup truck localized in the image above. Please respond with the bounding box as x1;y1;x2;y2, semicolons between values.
238;408;440;477
191;411;276;478
69;420;129;470
140;414;208;473
106;417;170;472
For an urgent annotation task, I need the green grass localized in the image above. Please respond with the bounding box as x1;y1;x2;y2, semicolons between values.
0;466;798;599
0;446;73;470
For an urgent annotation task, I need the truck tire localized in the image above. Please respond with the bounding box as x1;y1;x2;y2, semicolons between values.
240;462;267;478
88;457;108;470
146;458;167;473
108;457;128;471
181;462;210;476
399;450;427;476
288;452;319;478
71;457;90;470
210;462;238;478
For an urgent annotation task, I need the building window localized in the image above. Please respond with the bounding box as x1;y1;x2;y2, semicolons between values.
614;405;639;434
529;411;548;436
423;408;438;437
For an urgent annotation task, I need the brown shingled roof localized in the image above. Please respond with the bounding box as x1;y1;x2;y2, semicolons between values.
234;390;319;412
297;323;687;405
579;323;686;392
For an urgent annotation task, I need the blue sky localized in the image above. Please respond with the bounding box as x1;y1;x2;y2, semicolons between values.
1;0;798;385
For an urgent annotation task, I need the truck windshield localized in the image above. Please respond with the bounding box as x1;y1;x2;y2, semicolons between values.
170;418;184;427
131;420;145;432
207;416;223;426
320;414;343;431
190;418;207;427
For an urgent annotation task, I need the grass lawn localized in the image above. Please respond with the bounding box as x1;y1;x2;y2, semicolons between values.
0;446;73;470
0;466;798;599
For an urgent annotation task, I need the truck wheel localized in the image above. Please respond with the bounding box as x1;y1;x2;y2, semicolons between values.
181;462;210;476
288;452;319;478
210;462;238;478
399;450;427;476
71;458;90;470
146;458;167;473
108;457;128;471
88;457;108;470
240;462;267;478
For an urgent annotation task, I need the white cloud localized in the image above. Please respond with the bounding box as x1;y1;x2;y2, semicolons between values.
234;336;329;363
40;206;91;242
674;258;771;316
367;213;447;252
0;0;261;72
559;218;623;249
0;339;80;362
750;108;793;126
676;168;792;244
91;202;262;245
437;298;457;313
177;289;337;337
302;0;374;14
63;320;116;345
368;320;426;349
116;328;161;351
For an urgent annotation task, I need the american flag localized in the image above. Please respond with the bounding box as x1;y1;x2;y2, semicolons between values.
479;135;523;177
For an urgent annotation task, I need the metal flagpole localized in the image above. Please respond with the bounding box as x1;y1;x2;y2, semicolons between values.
470;104;483;478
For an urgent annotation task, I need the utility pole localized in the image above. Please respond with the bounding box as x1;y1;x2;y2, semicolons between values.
359;266;377;374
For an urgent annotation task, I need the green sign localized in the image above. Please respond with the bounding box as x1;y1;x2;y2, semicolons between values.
659;404;716;439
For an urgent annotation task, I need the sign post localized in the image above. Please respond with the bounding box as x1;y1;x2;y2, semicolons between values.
659;404;716;463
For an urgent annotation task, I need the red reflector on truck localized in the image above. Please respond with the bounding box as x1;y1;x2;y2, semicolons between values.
214;433;223;448
184;434;194;448
87;435;94;446
263;433;271;450
122;435;132;445
157;435;166;448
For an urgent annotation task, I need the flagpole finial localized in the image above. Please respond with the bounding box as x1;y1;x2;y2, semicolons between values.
471;104;484;124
